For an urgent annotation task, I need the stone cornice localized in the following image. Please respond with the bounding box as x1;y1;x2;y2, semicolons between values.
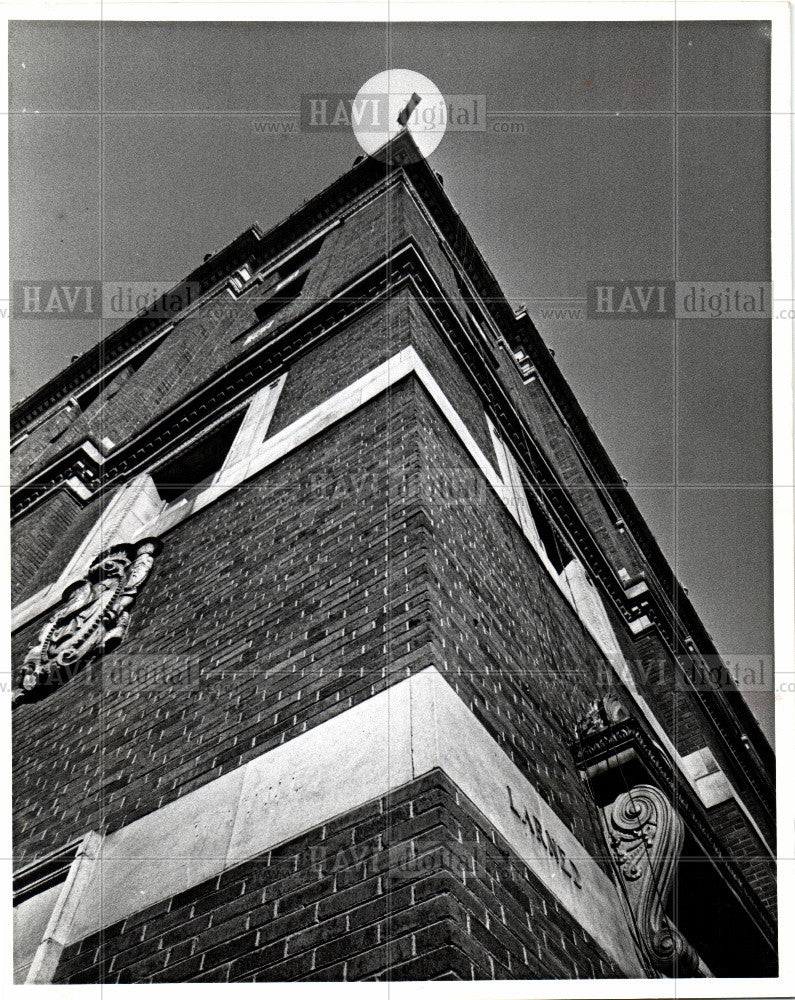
10;134;415;439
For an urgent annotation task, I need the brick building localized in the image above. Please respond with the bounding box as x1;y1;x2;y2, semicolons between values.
11;130;776;983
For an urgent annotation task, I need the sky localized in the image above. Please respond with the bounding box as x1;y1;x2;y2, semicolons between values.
8;19;775;740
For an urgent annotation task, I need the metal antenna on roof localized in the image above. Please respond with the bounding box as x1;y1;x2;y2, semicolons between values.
397;92;421;127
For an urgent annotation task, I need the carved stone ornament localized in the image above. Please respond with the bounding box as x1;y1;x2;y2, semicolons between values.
607;783;702;977
13;538;161;705
575;692;630;739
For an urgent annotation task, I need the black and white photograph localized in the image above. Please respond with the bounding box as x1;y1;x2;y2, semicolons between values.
4;4;793;995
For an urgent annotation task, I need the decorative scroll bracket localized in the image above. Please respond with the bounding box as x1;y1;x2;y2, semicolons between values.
606;783;701;977
13;538;161;706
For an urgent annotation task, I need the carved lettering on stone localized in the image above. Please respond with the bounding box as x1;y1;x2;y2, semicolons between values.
506;784;583;889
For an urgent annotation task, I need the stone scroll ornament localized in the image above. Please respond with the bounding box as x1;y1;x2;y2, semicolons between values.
575;692;630;739
607;783;701;977
12;538;161;705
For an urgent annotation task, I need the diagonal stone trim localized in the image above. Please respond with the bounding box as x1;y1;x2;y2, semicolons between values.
51;667;645;977
11;348;768;855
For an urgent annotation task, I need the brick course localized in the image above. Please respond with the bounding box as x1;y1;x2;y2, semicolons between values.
14;367;773;944
13;375;622;871
53;771;623;983
13;380;430;862
11;486;85;603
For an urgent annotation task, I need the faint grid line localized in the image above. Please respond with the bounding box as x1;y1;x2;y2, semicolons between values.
4;109;781;116
672;14;682;988
98;11;107;991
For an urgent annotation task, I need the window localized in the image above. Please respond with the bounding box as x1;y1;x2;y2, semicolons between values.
558;556;624;664
13;839;83;983
234;271;310;347
29;377;287;620
232;229;328;345
488;421;628;663
219;375;287;475
487;416;574;574
152;374;287;507
65;334;168;423
13;834;102;984
152;411;246;505
455;272;493;344
253;271;309;327
488;419;538;541
279;233;326;274
125;335;165;376
73;380;104;413
525;488;571;573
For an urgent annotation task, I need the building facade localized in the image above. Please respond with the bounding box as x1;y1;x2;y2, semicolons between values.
11;131;776;983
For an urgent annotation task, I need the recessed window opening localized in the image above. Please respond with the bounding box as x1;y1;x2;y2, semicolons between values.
68;335;167;420
524;485;571;573
465;309;485;341
74;380;104;412
13;838;86;984
126;336;164;375
254;270;309;325
455;272;493;340
13;840;81;907
152;411;245;505
233;270;310;346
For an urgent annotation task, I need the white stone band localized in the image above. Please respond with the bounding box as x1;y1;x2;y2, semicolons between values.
48;667;644;977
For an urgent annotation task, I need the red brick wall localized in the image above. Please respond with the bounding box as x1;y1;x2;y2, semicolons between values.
708;798;776;914
14;385;637;888
267;289;497;467
13;378;628;871
10;187;405;484
12;380;432;864
11;486;88;603
521;377;641;578
10;182;479;491
52;772;624;983
11;403;83;484
267;291;412;435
